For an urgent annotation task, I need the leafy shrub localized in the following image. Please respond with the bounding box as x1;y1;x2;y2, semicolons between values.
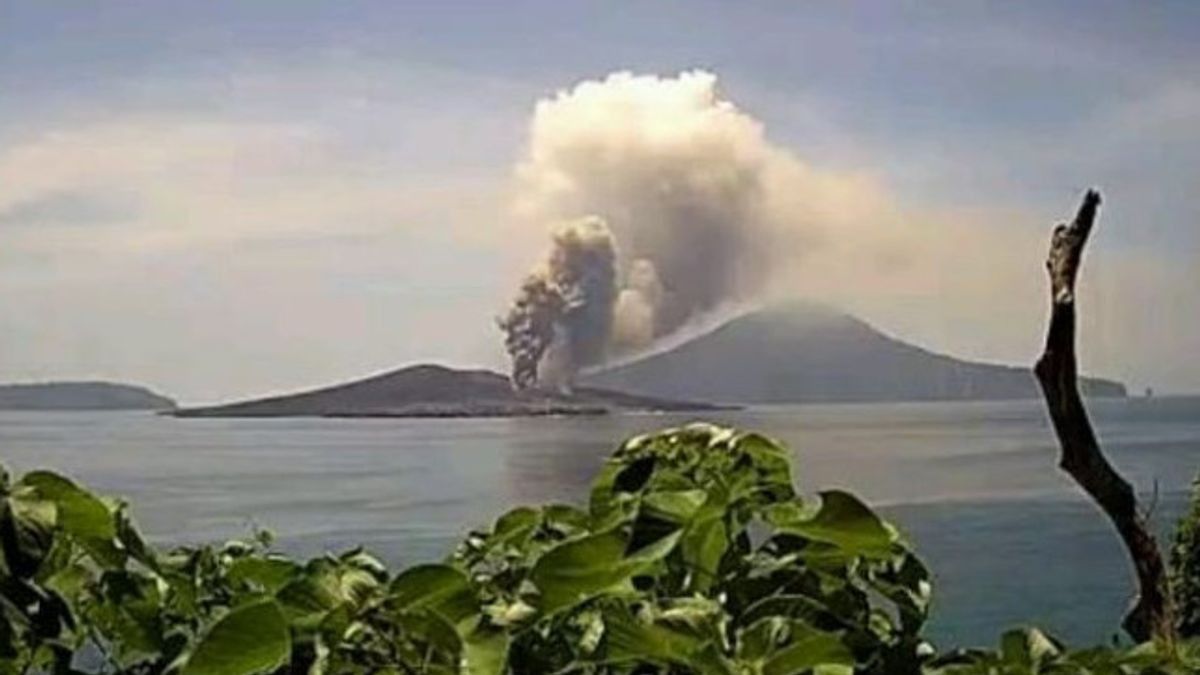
1172;474;1200;638
453;424;931;674
927;627;1200;675
1;423;1197;674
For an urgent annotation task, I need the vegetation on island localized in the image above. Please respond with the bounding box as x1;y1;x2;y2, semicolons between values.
3;423;1200;675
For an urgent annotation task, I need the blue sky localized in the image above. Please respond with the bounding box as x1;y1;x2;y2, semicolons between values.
1;2;1197;401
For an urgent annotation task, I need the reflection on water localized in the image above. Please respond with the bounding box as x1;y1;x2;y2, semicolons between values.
1;396;1197;646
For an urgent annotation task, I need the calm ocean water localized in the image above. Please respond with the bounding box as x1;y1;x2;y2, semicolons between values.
2;397;1198;648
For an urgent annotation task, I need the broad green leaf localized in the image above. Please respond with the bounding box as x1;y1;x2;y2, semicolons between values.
394;610;462;660
227;557;298;593
2;492;56;576
276;572;342;627
603;607;705;663
42;560;91;600
736;617;854;674
20;472;114;541
680;501;728;590
531;531;630;612
542;503;589;534
760;624;854;675
642;489;707;523
182;598;290;675
492;507;540;543
462;625;507;675
602;606;730;675
389;564;478;624
20;472;125;567
773;490;896;558
531;529;681;613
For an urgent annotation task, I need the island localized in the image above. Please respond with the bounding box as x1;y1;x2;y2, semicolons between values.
171;364;726;418
0;382;176;411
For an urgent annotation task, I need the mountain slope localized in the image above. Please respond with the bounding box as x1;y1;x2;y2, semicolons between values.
0;382;176;411
584;303;1126;404
173;364;724;418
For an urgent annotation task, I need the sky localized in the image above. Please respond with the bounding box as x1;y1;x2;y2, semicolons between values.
1;1;1198;403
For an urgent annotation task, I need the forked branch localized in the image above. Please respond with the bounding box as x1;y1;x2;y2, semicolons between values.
1034;189;1175;642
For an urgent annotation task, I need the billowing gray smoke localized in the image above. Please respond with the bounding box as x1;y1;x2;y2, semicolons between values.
501;70;862;388
498;217;616;390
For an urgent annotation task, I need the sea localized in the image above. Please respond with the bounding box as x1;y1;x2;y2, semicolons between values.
2;396;1198;649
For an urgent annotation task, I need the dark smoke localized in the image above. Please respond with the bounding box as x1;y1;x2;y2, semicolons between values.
498;217;617;390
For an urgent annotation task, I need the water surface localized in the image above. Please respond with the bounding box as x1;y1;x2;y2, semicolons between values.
2;397;1197;647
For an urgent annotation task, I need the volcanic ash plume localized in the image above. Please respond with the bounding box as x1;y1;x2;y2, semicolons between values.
499;69;922;388
502;70;783;388
498;216;617;390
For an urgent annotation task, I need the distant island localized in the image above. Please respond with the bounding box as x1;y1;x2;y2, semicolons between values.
584;303;1127;403
0;382;176;411
173;303;1127;418
172;364;726;418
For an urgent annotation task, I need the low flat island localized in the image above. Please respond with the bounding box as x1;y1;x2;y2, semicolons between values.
0;382;176;411
171;364;728;418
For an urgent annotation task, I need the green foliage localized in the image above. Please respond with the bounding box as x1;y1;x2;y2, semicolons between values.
1171;473;1200;637
181;599;289;675
927;628;1200;675
0;423;1197;674
453;424;931;674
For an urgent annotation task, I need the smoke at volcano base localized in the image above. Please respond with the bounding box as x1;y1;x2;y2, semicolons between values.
500;70;934;388
497;217;617;390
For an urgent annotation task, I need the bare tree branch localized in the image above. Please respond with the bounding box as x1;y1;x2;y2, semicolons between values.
1034;189;1176;643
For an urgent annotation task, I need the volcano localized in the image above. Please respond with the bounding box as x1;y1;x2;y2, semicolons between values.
584;303;1126;404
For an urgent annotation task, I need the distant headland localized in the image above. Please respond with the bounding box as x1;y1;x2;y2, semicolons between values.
0;382;176;411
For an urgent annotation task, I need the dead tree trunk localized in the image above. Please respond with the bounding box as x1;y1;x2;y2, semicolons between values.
1034;189;1176;643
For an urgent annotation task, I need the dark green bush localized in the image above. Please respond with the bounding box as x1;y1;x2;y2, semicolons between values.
1172;474;1200;638
1;424;1197;674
